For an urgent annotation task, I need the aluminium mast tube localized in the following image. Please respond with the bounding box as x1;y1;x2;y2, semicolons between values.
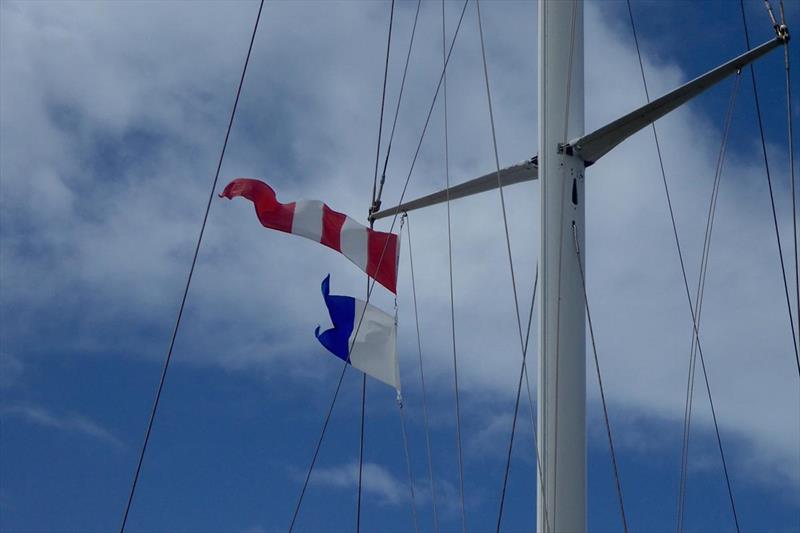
537;1;585;532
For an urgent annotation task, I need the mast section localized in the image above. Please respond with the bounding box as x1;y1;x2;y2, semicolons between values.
537;1;585;532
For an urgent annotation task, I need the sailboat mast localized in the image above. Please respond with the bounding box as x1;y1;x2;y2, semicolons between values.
537;1;586;531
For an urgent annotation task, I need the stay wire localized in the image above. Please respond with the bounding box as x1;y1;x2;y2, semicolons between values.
739;0;800;378
473;3;552;530
118;2;265;531
572;224;629;533
496;266;551;533
676;74;741;533
625;2;740;530
779;0;799;372
292;2;471;528
440;2;467;533
397;395;421;533
362;3;398;527
371;0;395;209
375;0;423;211
356;373;366;533
405;215;441;533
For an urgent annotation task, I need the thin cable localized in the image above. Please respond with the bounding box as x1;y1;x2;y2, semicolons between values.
625;2;740;530
496;267;550;533
779;0;799;372
118;3;264;530
473;3;553;530
288;363;349;532
375;0;423;211
440;3;468;532
398;396;421;533
572;223;629;533
405;216;440;533
356;373;366;533
740;0;800;378
676;74;741;533
371;0;395;210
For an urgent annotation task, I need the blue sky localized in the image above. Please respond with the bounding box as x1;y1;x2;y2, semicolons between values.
1;1;798;532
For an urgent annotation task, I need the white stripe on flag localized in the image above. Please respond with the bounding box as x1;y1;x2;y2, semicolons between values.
340;217;368;270
291;200;324;242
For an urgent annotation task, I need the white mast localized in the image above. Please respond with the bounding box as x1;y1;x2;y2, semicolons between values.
537;1;585;531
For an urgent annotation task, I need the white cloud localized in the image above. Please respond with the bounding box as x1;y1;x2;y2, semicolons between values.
311;461;407;507
1;404;124;449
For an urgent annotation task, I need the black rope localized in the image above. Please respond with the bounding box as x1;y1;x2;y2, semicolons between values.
624;2;741;531
370;0;395;212
373;0;423;213
739;0;800;378
118;2;265;530
572;223;629;533
676;74;741;533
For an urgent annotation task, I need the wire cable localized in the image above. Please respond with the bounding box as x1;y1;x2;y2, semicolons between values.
397;395;421;533
374;0;423;212
572;223;629;533
739;0;800;378
440;2;467;532
118;2;265;530
778;0;799;372
473;2;553;530
370;0;395;211
496;266;550;533
676;74;741;533
405;215;441;533
625;2;740;530
356;373;366;533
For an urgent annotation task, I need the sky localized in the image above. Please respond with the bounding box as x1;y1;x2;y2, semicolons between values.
0;1;798;532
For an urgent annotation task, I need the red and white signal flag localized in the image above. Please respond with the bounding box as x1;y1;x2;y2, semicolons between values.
220;178;400;293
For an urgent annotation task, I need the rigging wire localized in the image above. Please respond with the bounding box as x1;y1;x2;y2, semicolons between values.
676;74;741;533
624;2;741;530
778;0;799;371
739;0;800;378
397;394;421;533
370;0;395;211
472;2;553;530
373;0;424;214
495;266;551;533
405;214;441;533
393;216;419;533
572;223;629;533
118;2;265;531
440;2;468;532
362;4;398;528
356;373;366;533
292;1;472;527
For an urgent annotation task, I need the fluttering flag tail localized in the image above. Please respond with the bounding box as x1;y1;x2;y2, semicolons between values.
315;275;399;390
220;178;399;293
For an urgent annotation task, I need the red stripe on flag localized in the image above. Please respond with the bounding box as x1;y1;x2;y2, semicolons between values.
220;178;294;233
367;230;398;294
320;204;347;252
